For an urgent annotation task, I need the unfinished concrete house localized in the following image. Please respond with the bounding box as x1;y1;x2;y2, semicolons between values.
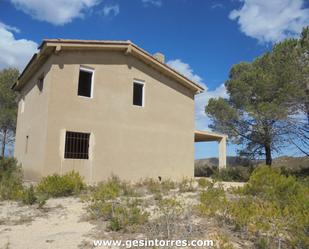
12;39;227;183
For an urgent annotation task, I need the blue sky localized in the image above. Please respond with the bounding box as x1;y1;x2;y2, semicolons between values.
0;0;309;159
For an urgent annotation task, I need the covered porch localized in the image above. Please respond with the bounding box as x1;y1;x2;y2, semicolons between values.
194;130;227;169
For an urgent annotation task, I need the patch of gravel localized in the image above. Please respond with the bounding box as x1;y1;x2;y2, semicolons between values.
0;197;95;249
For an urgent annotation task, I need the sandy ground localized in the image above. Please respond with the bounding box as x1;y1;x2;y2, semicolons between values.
0;181;245;249
0;197;94;249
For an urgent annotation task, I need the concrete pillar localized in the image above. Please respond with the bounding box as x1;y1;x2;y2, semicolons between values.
218;137;227;169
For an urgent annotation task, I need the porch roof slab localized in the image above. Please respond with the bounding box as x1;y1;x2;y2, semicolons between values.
194;130;227;142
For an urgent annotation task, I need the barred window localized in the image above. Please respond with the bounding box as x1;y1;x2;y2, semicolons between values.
64;131;90;159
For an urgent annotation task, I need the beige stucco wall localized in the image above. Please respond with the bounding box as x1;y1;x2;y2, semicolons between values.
15;50;195;183
14;58;53;180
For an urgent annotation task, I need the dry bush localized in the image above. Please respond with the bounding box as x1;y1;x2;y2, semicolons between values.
88;197;148;232
136;178;176;195
146;198;203;247
197;180;227;218
136;178;161;194
209;232;235;249
87;176;149;232
178;177;196;193
196;178;212;189
108;199;149;232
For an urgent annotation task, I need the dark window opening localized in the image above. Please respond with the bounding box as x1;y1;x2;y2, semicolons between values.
64;131;90;159
78;69;93;97
133;82;144;106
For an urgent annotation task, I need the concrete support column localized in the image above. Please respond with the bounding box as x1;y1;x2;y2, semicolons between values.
218;137;227;169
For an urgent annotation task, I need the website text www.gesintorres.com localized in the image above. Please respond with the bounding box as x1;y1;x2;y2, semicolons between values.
93;239;214;248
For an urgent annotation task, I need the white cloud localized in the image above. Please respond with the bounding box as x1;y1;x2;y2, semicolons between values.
195;84;228;130
167;59;205;87
142;0;162;7
229;0;309;43
10;0;101;25
0;22;38;71
167;59;227;130
211;3;223;10
0;23;20;33
101;4;119;16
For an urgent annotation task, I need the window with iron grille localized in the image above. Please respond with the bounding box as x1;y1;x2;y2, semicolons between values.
64;131;90;159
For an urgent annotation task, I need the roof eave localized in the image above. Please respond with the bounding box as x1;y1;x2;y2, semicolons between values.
14;40;205;93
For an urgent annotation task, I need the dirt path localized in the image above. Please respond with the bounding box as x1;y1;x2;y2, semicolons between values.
0;197;94;249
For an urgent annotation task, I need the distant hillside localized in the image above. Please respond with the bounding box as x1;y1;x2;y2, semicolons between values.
271;156;309;169
195;156;309;169
195;156;257;168
195;156;309;178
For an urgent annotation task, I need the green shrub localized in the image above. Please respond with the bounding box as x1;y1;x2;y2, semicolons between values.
36;171;84;197
195;164;217;177
212;166;253;182
278;165;309;179
22;185;48;207
178;177;195;192
229;166;309;247
254;237;269;249
22;185;37;205
242;166;306;206
87;177;148;231
108;200;149;231
91;175;122;201
90;175;143;203
228;196;280;232
0;158;49;207
0;157;20;180
197;178;212;188
121;181;140;197
149;198;184;240
157;198;183;217
88;176;146;223
198;181;227;217
196;166;309;247
298;176;309;187
36;193;48;208
88;201;113;220
0;158;23;200
109;215;122;231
